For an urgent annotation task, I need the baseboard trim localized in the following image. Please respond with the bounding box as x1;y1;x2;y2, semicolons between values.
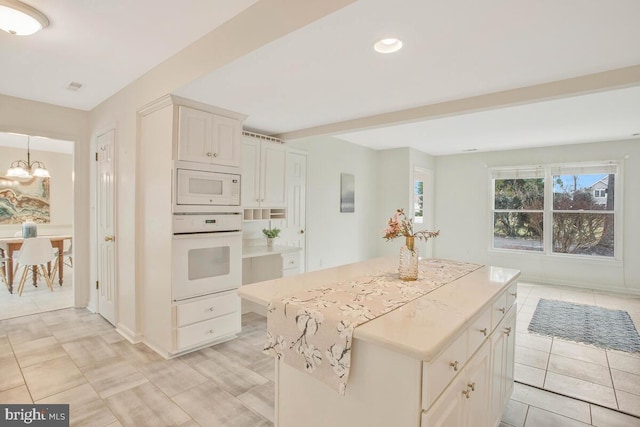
116;323;143;344
520;275;640;296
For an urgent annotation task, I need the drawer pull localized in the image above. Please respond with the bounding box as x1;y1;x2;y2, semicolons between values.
467;382;475;392
207;329;216;334
462;390;471;399
480;328;488;336
498;307;506;314
504;327;512;337
449;361;459;371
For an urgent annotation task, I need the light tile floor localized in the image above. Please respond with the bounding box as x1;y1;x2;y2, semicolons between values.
0;266;74;320
510;282;640;424
1;283;639;426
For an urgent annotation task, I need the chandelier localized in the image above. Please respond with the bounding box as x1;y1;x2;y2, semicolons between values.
6;135;50;178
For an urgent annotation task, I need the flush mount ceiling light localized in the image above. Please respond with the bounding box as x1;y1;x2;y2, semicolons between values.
0;0;49;36
374;38;403;54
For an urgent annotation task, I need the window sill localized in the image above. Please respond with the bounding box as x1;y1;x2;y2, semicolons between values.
488;248;623;266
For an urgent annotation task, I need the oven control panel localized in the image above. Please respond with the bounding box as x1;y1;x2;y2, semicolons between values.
173;213;242;234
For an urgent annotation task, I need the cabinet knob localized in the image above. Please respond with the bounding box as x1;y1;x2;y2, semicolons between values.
510;292;517;298
504;327;512;337
480;328;488;337
467;382;475;392
104;235;115;242
449;361;459;371
300;230;305;234
209;307;216;312
207;329;216;334
498;307;506;314
213;152;218;157
207;152;212;157
462;390;471;399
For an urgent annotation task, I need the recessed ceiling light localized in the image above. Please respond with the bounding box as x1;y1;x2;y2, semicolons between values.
374;38;403;54
0;0;49;36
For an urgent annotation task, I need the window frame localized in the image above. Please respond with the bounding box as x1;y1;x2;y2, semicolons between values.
489;162;622;262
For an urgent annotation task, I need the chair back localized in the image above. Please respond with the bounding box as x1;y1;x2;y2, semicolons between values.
16;237;55;266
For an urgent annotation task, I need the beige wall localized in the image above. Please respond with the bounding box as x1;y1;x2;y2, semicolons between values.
433;139;640;294
0;147;73;237
0;94;90;305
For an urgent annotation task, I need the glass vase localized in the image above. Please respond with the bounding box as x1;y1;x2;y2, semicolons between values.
399;236;419;281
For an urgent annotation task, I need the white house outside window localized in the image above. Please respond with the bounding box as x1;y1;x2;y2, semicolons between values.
491;162;619;258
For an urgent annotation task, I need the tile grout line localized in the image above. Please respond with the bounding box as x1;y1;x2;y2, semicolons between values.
514;381;640;421
604;350;621;412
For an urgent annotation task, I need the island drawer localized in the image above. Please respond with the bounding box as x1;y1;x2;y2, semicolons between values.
491;291;509;331
506;282;518;308
281;252;299;270
421;330;468;410
176;312;239;350
175;291;239;327
468;307;491;357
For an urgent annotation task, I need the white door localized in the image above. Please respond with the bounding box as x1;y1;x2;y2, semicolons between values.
211;114;241;167
280;152;306;272
96;129;116;325
178;106;213;164
260;143;287;207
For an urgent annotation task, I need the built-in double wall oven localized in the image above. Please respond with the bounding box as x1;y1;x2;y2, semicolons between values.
172;162;242;302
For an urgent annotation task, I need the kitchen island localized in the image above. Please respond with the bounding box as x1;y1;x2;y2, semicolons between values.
238;256;520;427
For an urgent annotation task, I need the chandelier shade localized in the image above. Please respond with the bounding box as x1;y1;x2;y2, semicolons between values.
5;135;50;178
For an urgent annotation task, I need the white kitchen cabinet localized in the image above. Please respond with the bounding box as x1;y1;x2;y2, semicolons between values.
241;136;287;208
178;105;242;167
422;341;491;427
489;303;517;426
138;95;245;359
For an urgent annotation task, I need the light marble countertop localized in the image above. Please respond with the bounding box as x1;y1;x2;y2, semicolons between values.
237;256;520;362
242;245;301;259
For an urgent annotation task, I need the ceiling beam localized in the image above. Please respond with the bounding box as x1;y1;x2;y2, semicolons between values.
275;65;640;141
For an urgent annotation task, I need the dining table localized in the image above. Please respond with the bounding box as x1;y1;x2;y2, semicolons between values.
0;235;72;294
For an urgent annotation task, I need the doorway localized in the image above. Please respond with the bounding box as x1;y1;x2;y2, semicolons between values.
0;132;74;320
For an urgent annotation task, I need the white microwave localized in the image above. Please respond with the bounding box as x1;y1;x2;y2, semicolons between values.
176;168;241;207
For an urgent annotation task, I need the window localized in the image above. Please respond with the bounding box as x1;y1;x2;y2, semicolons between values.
491;163;618;258
492;168;544;252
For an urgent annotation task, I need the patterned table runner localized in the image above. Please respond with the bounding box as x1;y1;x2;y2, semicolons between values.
264;258;482;395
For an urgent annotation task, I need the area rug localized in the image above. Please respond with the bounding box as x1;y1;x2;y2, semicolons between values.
528;299;640;353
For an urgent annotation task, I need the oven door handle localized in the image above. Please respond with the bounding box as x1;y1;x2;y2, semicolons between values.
172;231;242;239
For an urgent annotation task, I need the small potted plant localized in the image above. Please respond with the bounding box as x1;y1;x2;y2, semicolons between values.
262;227;281;248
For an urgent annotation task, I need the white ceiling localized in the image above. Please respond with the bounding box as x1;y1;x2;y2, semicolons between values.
0;0;257;110
0;132;73;154
2;0;640;154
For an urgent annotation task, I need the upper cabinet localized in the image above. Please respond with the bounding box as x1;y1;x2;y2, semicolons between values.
177;105;242;167
241;136;287;208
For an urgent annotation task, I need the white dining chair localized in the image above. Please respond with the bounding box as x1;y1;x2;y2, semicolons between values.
0;255;9;291
15;237;57;296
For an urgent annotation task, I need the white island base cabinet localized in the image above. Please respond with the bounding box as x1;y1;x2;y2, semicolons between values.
274;282;517;427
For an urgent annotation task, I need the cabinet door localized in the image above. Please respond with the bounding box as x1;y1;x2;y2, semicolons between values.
241;138;260;207
178;106;214;163
211;114;241;167
464;341;490;427
503;307;517;404
489;321;506;427
260;143;287;207
422;373;466;427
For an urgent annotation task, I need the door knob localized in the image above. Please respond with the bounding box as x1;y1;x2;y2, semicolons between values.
104;235;115;242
